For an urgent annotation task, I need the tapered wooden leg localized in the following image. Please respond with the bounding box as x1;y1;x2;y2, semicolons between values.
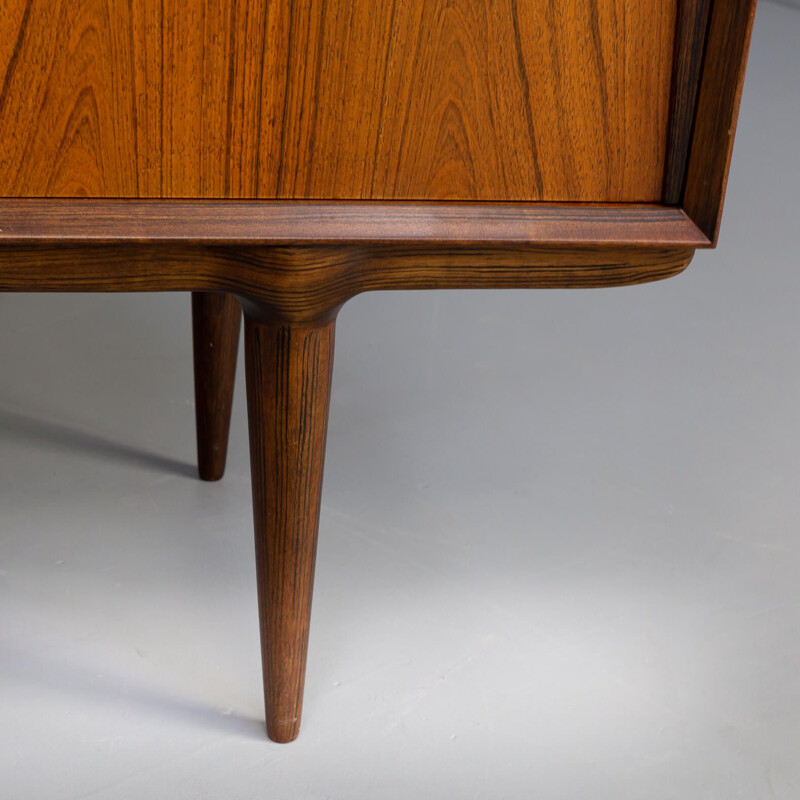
244;314;335;743
192;292;242;481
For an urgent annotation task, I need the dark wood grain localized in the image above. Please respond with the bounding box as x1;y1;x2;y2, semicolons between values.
244;315;335;742
663;0;712;204
192;292;242;481
0;0;677;201
0;200;710;247
0;243;697;325
682;0;758;242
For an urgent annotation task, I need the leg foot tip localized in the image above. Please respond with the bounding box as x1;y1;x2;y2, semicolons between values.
198;468;225;482
267;725;301;744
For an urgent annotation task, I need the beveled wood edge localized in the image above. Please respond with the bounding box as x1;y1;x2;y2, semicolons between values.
0;200;711;248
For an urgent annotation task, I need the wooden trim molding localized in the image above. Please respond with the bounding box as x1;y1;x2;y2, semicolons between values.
0;200;710;247
0;200;705;323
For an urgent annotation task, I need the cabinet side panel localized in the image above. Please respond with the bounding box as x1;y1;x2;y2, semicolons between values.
682;0;758;243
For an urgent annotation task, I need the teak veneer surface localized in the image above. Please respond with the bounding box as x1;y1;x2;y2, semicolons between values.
0;0;677;202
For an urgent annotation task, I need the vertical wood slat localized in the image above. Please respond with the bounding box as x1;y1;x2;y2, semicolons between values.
663;0;712;204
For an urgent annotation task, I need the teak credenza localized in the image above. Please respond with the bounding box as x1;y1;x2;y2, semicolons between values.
0;0;757;741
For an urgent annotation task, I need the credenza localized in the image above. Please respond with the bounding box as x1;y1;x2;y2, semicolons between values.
0;0;758;741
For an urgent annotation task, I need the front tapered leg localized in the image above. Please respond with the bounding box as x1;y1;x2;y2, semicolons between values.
192;292;242;481
244;314;335;743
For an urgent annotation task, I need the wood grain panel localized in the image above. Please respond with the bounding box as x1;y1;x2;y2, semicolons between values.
0;0;678;201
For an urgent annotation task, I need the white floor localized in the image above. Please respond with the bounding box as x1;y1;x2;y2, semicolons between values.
1;3;799;797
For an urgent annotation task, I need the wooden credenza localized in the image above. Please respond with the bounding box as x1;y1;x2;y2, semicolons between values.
0;0;757;742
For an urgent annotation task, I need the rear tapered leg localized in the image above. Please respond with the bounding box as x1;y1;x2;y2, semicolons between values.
192;292;242;481
244;313;335;743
